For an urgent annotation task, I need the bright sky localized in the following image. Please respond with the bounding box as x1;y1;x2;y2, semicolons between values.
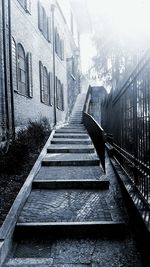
80;0;150;73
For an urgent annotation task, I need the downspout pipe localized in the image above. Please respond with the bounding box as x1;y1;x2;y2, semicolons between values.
2;0;10;140
51;4;57;126
8;0;15;139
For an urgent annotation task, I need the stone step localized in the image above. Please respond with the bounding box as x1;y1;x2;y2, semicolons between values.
16;189;122;226
35;166;104;181
70;120;82;122
53;133;89;139
47;145;94;153
14;221;126;239
4;259;89;267
42;153;99;166
32;180;110;190
56;129;86;133
69;122;83;124
42;158;99;166
63;124;84;127
51;138;91;145
70;118;82;120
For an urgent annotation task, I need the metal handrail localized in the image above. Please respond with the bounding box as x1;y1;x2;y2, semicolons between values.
83;85;92;113
83;112;106;173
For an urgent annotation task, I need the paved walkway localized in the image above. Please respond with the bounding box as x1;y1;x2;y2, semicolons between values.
3;93;142;266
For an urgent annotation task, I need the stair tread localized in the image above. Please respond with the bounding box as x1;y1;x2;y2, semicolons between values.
35;166;104;181
53;133;88;137
47;144;94;149
17;189;122;224
42;153;98;161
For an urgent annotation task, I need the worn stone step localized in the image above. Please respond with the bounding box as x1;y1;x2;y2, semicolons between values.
32;180;110;190
63;124;84;127
4;258;89;267
56;129;86;133
70;119;82;121
17;189;122;225
42;153;99;166
69;122;83;124
42;158;99;166
47;144;94;153
35;166;104;181
51;138;91;145
14;221;126;239
53;133;89;139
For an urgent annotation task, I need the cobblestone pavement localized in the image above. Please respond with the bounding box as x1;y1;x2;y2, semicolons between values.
12;237;142;267
18;190;112;223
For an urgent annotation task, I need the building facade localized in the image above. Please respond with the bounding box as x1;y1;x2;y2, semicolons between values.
0;0;81;149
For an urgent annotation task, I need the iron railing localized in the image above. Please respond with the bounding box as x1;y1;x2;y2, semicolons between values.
101;50;150;207
83;86;106;173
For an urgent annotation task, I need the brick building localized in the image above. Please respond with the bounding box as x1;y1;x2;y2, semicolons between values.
0;0;82;148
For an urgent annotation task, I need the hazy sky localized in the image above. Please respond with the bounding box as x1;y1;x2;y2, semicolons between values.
80;0;150;73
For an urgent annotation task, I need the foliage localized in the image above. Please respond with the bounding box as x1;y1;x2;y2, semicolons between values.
90;17;141;90
0;117;51;174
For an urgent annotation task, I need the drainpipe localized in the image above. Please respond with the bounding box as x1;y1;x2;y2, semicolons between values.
51;4;57;126
2;0;10;139
8;0;15;138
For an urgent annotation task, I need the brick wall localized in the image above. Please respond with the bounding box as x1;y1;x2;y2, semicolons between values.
11;0;80;129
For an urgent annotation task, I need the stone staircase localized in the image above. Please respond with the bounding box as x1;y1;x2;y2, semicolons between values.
3;92;132;267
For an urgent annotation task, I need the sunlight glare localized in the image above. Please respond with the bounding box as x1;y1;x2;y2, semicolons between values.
87;0;150;41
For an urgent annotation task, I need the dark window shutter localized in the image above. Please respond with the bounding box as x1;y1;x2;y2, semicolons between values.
38;1;43;31
39;61;44;102
27;52;33;97
61;83;64;110
43;9;47;39
58;35;61;58
26;0;31;13
61;40;64;60
47;17;51;42
56;77;58;108
12;37;18;92
55;30;58;54
49;72;53;106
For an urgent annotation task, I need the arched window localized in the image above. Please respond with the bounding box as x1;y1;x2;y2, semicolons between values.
17;44;27;96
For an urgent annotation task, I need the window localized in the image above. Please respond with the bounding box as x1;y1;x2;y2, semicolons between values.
39;61;51;105
17;43;33;97
17;0;31;13
56;77;64;111
55;28;64;60
38;1;51;42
